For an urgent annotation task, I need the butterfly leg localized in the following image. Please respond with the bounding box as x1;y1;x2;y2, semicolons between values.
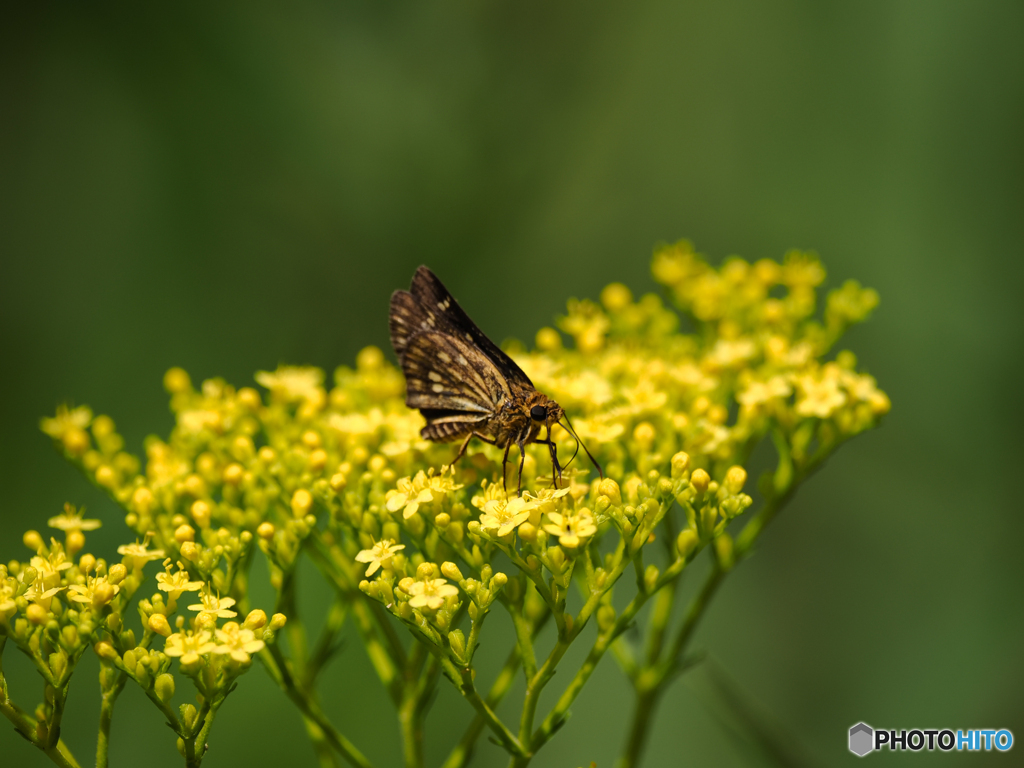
516;440;527;497
450;431;497;469
501;440;513;495
534;430;561;487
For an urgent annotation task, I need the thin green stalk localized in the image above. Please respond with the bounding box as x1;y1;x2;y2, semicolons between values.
262;644;375;768
615;690;660;768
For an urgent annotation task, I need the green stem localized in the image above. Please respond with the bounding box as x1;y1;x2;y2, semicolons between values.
615;690;660;768
262;645;375;768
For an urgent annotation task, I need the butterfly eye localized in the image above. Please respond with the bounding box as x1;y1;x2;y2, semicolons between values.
530;405;548;421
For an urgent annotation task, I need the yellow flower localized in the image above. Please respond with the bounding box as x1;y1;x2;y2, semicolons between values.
386;467;463;520
47;503;102;532
841;370;891;416
213;622;265;662
255;366;325;404
188;588;237;621
386;475;434;519
737;376;792;412
543;509;598;549
67;575;119;608
479;496;537;537
0;579;17;622
40;404;92;438
30;548;73;588
23;576;65;611
156;560;204;601
403;577;459;611
355;539;406;577
704;338;757;370
795;372;847;419
164;629;216;666
117;536;165;572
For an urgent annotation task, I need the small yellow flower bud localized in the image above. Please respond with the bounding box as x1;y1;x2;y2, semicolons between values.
148;614;172;637
243;609;267;630
236;387;261;409
222;463;244;485
724;466;747;494
291;489;313;517
448;629;467;661
256;522;275;541
598;478;622;506
163;367;191;393
175;524;195;543
597;604;616;632
632;422;656;447
190;500;211;529
95;465;117;488
708;404;728;424
535;327;563;351
107;563;127;585
671;452;691;479
308;449;328;471
94;641;119;661
600;282;633;311
368;455;387;474
357;345;384;370
269;613;287;631
183;474;206;497
714;533;734;570
26;604;48;624
65;529;86;557
50;652;67;679
258;446;276;463
23;530;44;552
329;473;347;492
441;562;463;581
92;581;116;608
491;572;508;589
179;541;199;561
155;673;175;703
690;468;710;494
301;430;321;449
132;486;155;514
62;428;90;456
518;522;538;543
79;553;96;573
231;435;255;462
62;625;79;648
676;528;698;559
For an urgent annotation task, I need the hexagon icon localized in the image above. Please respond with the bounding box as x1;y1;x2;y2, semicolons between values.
849;723;874;757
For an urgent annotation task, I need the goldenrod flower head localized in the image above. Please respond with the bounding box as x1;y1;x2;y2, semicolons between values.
188;587;237;621
543;509;598;550
117;535;165;572
386;467;462;520
23;575;65;611
164;629;216;667
40;404;92;439
156;560;204;601
30;547;73;589
213;622;265;662
355;539;406;577
255;365;325;405
795;371;846;419
737;376;792;413
68;575;120;609
47;503;101;532
403;577;459;611
479;496;537;538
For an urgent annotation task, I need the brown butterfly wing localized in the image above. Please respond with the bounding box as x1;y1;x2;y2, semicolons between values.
400;331;512;441
409;266;535;391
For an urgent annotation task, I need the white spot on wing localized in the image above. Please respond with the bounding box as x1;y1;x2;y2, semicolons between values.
438;352;451;363
458;355;468;366
428;371;442;382
432;383;444;393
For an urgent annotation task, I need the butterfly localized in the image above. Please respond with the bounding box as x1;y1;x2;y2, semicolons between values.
389;266;601;495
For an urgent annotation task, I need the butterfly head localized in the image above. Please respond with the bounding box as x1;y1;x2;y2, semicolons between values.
528;397;564;428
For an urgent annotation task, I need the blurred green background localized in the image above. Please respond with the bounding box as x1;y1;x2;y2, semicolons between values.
2;1;1022;766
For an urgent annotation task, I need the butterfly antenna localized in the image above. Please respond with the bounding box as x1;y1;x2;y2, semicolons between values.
559;420;582;471
561;415;604;479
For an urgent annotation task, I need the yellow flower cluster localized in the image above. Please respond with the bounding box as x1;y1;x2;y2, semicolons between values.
9;243;887;768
